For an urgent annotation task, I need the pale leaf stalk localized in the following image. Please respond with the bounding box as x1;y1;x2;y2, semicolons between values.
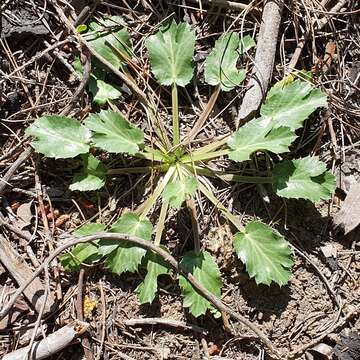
144;136;167;154
144;104;172;150
144;145;167;160
183;149;230;163
197;180;243;231
172;83;180;146
176;162;184;181
134;151;163;162
108;164;168;175
186;135;230;157
154;201;169;246
185;165;272;184
136;167;176;218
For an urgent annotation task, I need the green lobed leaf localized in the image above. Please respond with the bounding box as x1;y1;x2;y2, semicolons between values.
239;34;256;53
85;110;144;155
234;221;293;286
178;251;222;317
146;20;195;86
162;176;198;209
261;79;328;131
228;117;296;162
204;32;246;91
74;58;122;105
89;77;122;105
272;156;336;202
87;16;132;69
26;116;91;159
75;16;131;104
135;249;170;304
60;223;106;271
69;154;107;191
99;213;152;275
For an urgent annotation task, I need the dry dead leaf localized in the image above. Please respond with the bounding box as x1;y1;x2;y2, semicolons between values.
333;182;360;234
16;201;33;229
55;214;70;227
208;343;220;356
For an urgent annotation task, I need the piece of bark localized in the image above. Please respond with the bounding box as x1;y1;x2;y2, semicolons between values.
0;235;54;314
235;0;284;127
333;182;360;234
2;320;89;360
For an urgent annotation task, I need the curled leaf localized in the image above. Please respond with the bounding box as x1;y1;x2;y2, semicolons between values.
204;32;246;91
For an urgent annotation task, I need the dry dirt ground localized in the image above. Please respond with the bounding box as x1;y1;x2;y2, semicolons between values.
1;0;360;359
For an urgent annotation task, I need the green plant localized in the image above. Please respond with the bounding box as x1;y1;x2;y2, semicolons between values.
26;19;335;317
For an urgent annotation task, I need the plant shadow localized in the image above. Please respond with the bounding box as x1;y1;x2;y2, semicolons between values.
228;185;336;317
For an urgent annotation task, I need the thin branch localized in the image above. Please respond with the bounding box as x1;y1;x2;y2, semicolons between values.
287;0;349;74
184;0;254;12
0;232;280;358
236;0;284;127
0;147;32;195
0;234;54;314
123;317;206;333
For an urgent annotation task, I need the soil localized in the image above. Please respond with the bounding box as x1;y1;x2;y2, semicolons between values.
0;1;360;360
0;0;51;39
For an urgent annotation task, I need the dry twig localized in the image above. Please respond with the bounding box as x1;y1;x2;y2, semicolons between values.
236;0;284;126
2;320;89;360
0;147;32;196
287;0;349;73
0;232;281;358
0;234;54;314
76;269;94;360
185;0;253;11
124;317;206;333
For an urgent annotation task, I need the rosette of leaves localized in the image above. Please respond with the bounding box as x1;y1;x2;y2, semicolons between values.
26;19;335;317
